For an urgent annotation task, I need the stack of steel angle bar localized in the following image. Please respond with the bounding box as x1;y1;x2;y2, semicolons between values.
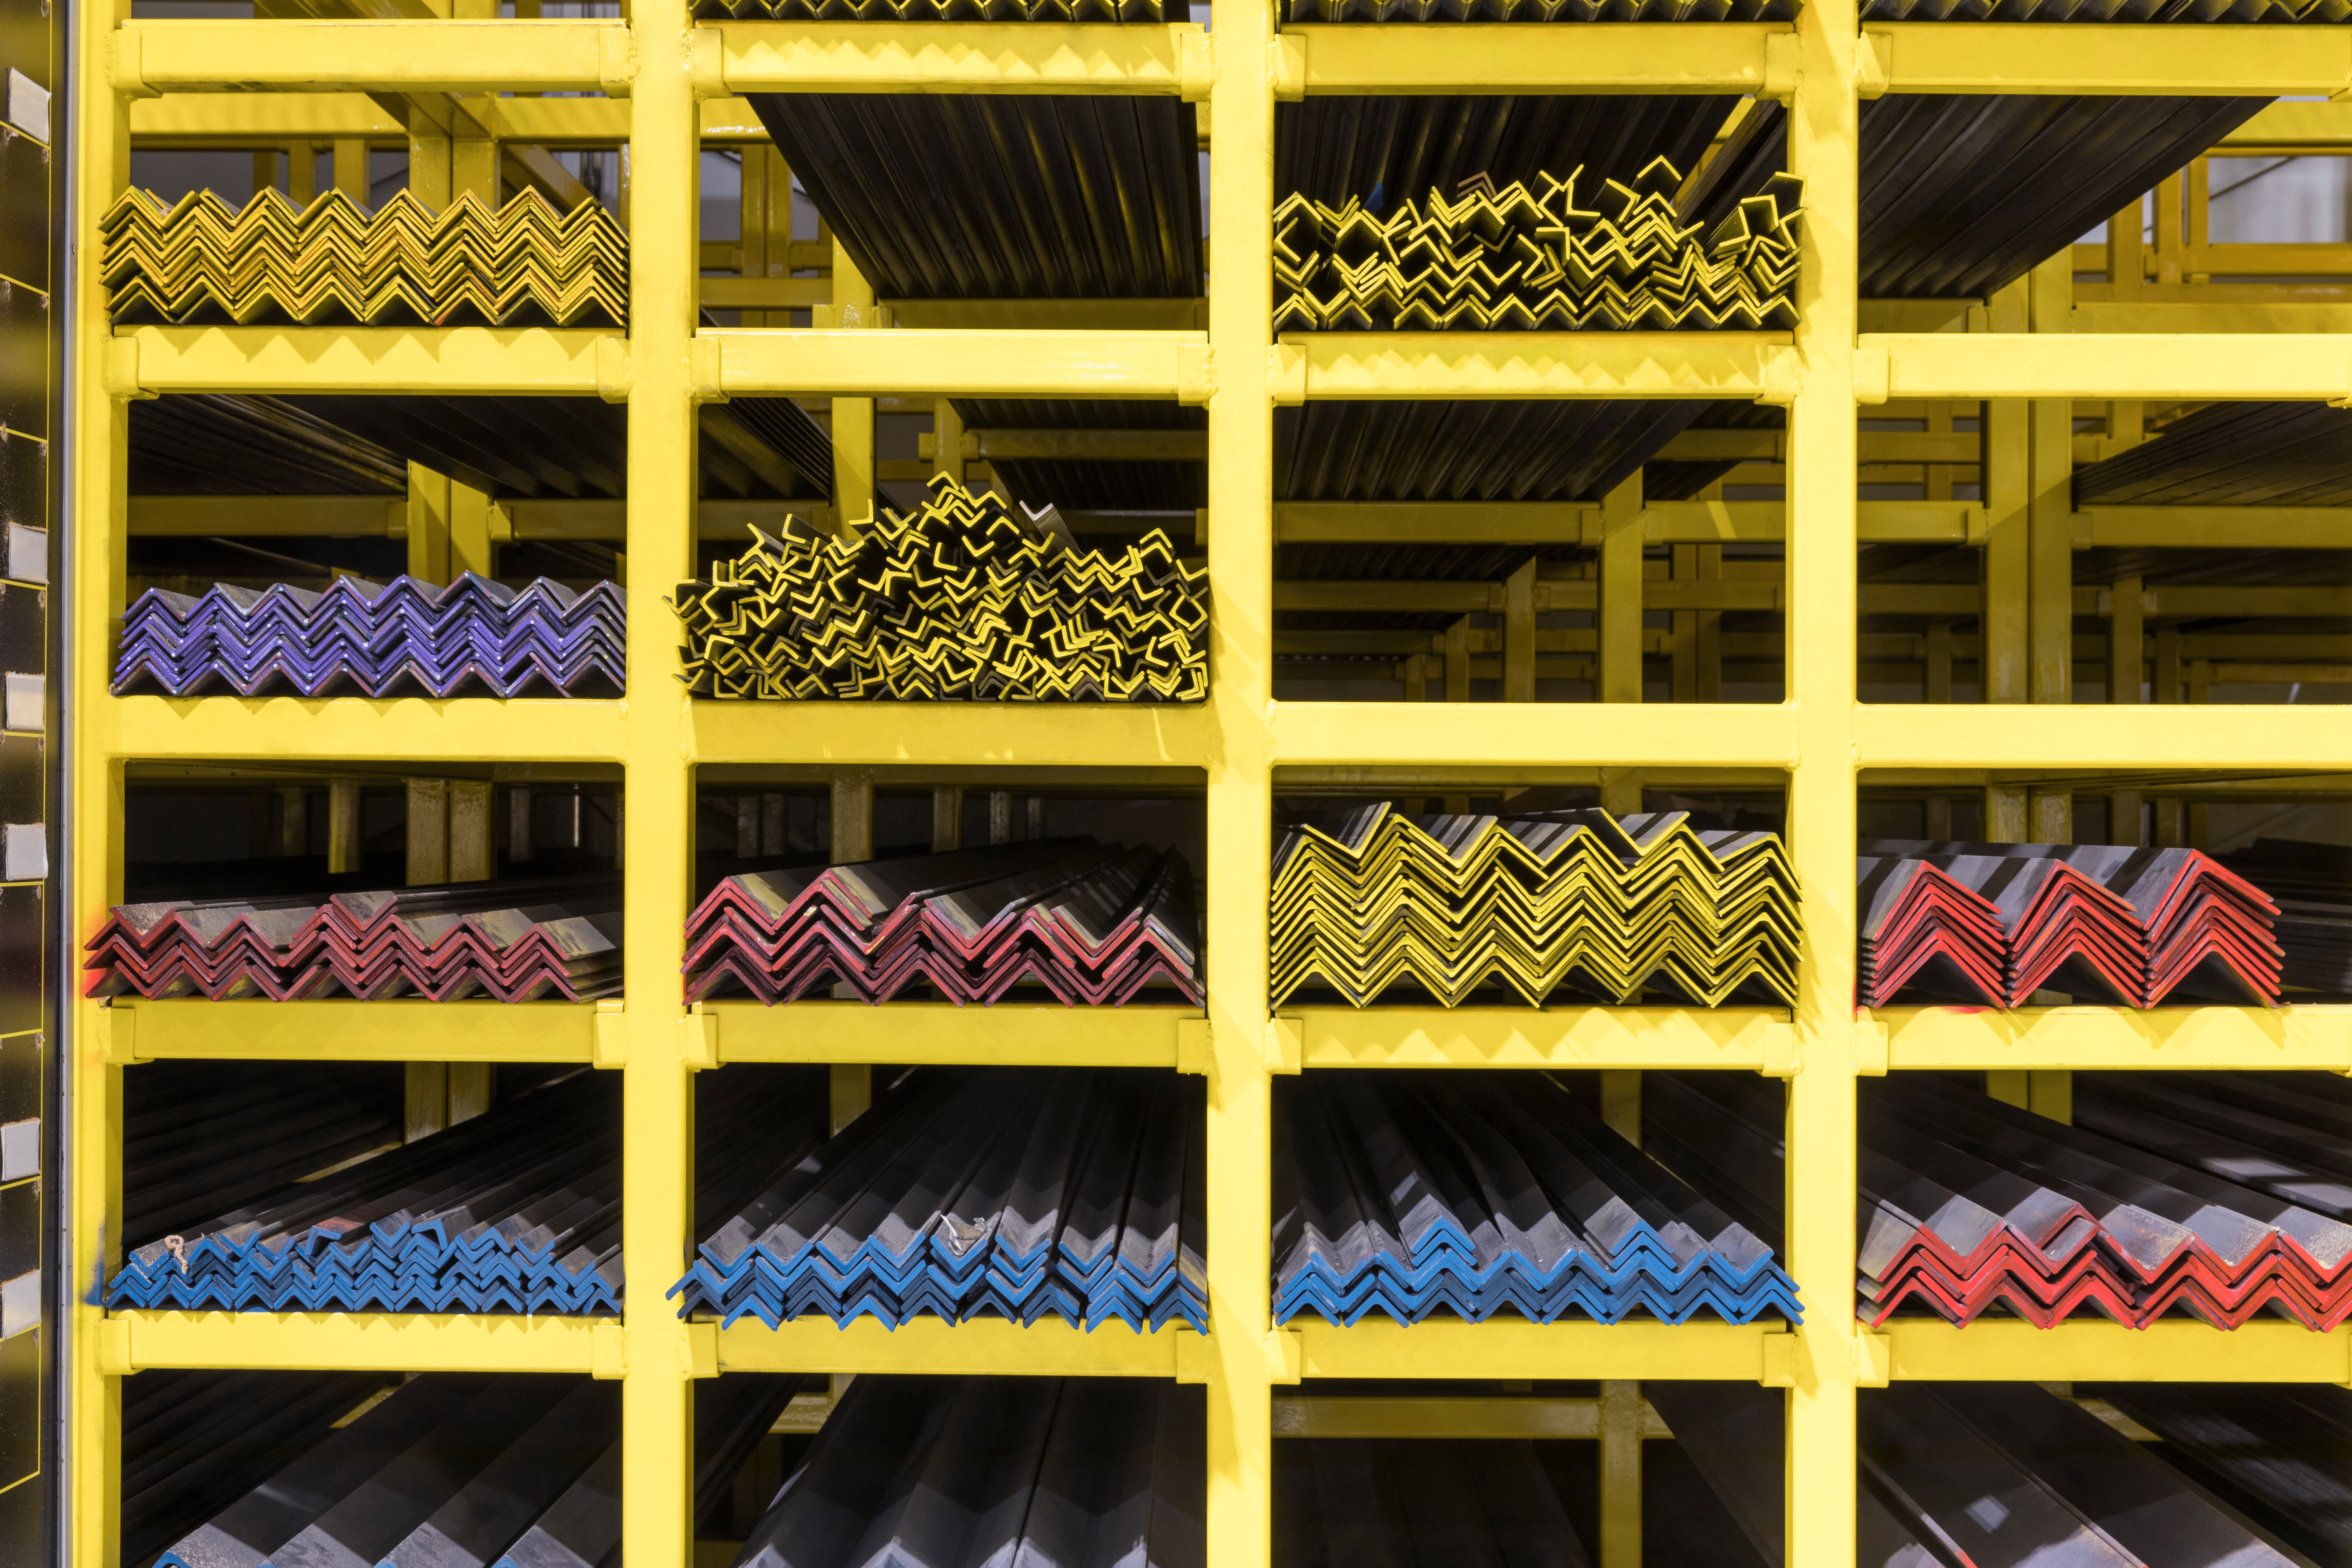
1279;1438;1603;1568
1273;162;1804;332
2217;838;2352;994
2085;1383;2352;1568
83;874;624;1001
1855;838;2281;1008
144;1372;797;1568
1270;804;1800;1007
684;839;1204;1006
102;188;628;328
111;573;627;699
731;1376;1203;1568
1273;1073;1800;1325
674;476;1207;702
672;1068;1206;1332
1646;1070;2352;1329
2072;1070;2352;1229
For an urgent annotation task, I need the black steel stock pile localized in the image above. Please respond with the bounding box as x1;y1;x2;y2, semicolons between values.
1274;164;1804;332
1272;805;1800;1007
674;477;1208;702
2218;838;2352;994
102;188;628;328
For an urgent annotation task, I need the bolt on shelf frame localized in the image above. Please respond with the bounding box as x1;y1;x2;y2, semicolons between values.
64;7;2352;1568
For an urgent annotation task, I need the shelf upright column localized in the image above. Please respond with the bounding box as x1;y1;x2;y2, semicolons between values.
1783;0;1862;1559
618;0;695;1556
1204;0;1278;1562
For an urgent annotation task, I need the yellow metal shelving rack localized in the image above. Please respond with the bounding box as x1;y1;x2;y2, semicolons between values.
62;4;2352;1567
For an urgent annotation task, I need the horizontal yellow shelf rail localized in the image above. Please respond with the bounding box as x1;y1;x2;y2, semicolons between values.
1289;22;1779;94
1272;1395;1671;1440
1295;1319;1789;1383
710;1316;1193;1376
100;1311;606;1374
716;21;1204;94
1291;1006;1794;1072
128;91;771;144
699;1000;1194;1068
2072;302;2352;337
1265;701;1799;771
1285;333;1797;401
711;328;1212;401
98;998;602;1064
688;701;1209;771
1866;332;2352;401
113;18;626;95
2074;506;2352;551
89;694;626;764
1855;703;2352;772
1878;1319;2352;1383
113;327;608;396
1865;1005;2352;1074
1868;22;2352;96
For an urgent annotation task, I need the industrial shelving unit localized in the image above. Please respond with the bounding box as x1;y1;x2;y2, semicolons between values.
62;4;2352;1568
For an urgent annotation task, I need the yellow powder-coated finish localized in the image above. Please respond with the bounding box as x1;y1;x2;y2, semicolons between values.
67;1;2352;1564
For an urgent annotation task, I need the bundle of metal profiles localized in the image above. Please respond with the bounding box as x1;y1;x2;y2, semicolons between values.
145;1372;799;1568
675;477;1208;702
731;1376;1202;1568
1645;1071;2352;1330
2216;840;2352;993
684;839;1205;1006
672;1068;1206;1332
102;189;628;329
2077;403;2352;508
1273;163;1804;332
1855;839;2281;1009
2073;1071;2352;1229
2087;1383;2352;1567
83;874;625;1002
112;573;627;699
1272;1072;1801;1325
1279;1438;1605;1568
1270;805;1800;1008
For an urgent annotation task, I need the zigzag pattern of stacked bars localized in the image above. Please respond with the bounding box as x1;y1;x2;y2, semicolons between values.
101;188;628;328
1271;804;1800;1007
671;1069;1206;1333
684;839;1205;1006
674;476;1207;701
83;876;623;1002
1274;1074;1802;1325
112;574;627;699
1273;163;1804;332
1855;838;2281;1009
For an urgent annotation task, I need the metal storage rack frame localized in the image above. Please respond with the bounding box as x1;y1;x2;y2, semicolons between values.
60;6;2352;1568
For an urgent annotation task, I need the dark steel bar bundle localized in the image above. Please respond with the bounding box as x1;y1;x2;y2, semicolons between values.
1278;1439;1598;1567
111;573;627;699
1271;804;1800;1007
672;1068;1206;1332
102;189;628;329
1646;1071;2352;1330
127;1062;405;1244
2074;1070;2352;1226
1273;1072;1800;1325
83;874;624;1001
1856;838;2281;1008
2077;402;2352;507
146;1372;797;1568
2087;1383;2352;1568
2217;838;2352;994
1272;163;1804;332
673;477;1208;702
684;839;1204;1007
731;1376;1203;1568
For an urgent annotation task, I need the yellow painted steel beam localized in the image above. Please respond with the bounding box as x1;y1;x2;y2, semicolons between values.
1287;332;1797;399
2221;100;2352;150
130;90;405;141
699;277;831;310
115;326;608;395
713;1318;1194;1376
1867;22;2352;95
889;298;1209;332
1274;500;1591;544
1272;1396;1672;1440
114;19;626;93
1289;21;1781;93
711;328;1212;400
1855;703;2352;770
1294;1320;1790;1382
103;1311;604;1373
1881;1320;2352;1382
1864;1004;2352;1073
100;998;601;1063
716;22;1206;94
699;1001;1195;1067
2073;302;2352;334
127;494;405;535
1291;1006;1793;1071
90;695;626;764
689;701;1209;769
2074;506;2352;550
1866;332;2352;399
1265;701;1798;769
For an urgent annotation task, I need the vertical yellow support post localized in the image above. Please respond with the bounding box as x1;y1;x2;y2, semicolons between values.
2154;171;2184;285
2110;575;2143;706
1207;1;1278;1565
829;243;879;526
933;398;966;487
448;780;494;881
1443;616;1471;702
931;786;965;852
2106;198;2144;298
1979;280;2028;708
328;777;364;873
278;785;308;857
1597;1379;1644;1568
1502;557;1537;703
406;776;450;885
1597;473;1643;704
408;462;453;583
1785;0;1861;1556
2027;254;2073;710
1924;622;1952;704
